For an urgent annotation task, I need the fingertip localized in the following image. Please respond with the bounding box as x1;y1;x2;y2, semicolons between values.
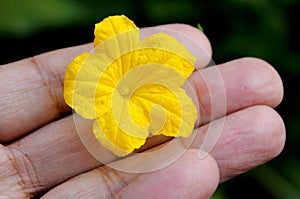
173;149;220;198
228;57;284;107
250;105;286;158
253;58;284;106
188;150;220;198
208;105;286;182
118;149;219;199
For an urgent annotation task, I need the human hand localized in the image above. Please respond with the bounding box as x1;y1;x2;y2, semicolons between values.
0;24;285;198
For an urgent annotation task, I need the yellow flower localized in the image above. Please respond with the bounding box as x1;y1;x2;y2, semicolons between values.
64;15;198;156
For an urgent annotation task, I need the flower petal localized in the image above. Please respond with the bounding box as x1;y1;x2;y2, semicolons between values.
157;87;198;137
96;46;195;90
93;115;147;156
66;16;198;156
93;48;197;154
64;53;106;119
130;84;197;137
138;33;196;78
94;15;138;47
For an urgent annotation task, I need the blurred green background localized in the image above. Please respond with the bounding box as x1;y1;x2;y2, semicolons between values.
0;0;299;198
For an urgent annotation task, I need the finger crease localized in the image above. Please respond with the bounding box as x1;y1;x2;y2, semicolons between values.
30;56;63;117
96;166;128;198
6;143;43;196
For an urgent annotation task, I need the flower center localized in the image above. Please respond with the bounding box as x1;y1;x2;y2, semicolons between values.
118;87;130;96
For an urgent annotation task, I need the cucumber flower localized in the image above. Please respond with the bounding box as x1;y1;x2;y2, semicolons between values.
64;15;197;156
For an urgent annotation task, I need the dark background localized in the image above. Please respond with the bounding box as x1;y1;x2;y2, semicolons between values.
1;0;299;198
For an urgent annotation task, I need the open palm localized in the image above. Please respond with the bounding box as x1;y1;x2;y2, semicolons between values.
0;24;285;198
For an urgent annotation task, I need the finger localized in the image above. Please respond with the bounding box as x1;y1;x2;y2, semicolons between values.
0;24;211;143
3;105;284;196
188;57;283;125
41;150;219;199
192;105;286;182
1;105;285;197
4;58;284;195
0;43;92;143
0;144;25;198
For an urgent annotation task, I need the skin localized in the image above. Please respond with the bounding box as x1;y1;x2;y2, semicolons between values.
0;24;285;198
